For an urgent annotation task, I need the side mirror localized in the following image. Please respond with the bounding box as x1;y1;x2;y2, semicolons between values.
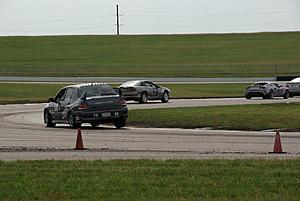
47;97;56;103
114;87;123;96
80;91;87;100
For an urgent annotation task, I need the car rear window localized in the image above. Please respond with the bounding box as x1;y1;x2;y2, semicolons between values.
79;84;117;97
254;83;268;86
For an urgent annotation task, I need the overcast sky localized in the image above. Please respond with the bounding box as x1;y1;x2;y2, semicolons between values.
0;0;300;35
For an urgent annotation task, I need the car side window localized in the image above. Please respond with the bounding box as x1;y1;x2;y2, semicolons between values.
145;82;152;87
55;88;67;102
64;88;74;102
273;83;280;88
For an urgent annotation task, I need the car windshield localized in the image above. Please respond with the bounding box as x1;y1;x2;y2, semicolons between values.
253;82;268;86
79;84;118;97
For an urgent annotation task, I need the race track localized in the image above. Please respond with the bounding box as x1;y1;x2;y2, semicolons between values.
1;98;300;160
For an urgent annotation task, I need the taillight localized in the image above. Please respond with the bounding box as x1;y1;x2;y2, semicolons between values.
79;102;89;109
118;97;127;106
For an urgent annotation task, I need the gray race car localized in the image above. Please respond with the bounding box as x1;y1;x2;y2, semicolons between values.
119;80;171;103
44;83;128;128
245;81;289;99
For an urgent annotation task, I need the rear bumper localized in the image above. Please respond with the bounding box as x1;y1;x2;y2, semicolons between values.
122;92;141;100
75;107;128;123
245;90;267;97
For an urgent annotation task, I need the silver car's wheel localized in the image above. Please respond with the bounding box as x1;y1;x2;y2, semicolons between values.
161;92;169;103
283;91;289;99
268;90;274;99
139;92;148;103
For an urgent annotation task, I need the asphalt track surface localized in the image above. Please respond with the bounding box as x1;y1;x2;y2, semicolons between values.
1;98;300;160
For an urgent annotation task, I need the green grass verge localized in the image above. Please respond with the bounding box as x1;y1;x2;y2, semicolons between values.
0;160;300;201
128;103;300;131
1;32;300;77
0;83;248;104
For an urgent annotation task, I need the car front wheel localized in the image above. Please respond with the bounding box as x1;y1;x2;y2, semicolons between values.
161;92;169;103
283;91;289;99
113;118;126;128
268;90;274;99
44;110;56;127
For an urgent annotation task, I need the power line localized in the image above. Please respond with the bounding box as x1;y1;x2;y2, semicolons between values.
0;15;112;23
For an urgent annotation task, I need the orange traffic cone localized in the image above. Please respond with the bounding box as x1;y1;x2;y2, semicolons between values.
270;130;286;154
75;128;84;150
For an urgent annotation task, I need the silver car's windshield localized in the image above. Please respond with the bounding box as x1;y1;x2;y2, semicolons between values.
79;84;118;97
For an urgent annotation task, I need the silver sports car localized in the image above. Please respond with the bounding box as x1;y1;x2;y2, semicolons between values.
119;80;171;103
245;81;289;99
286;77;300;97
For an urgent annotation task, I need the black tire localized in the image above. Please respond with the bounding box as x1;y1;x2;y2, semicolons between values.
139;92;148;104
268;90;274;99
44;110;56;127
161;91;170;103
68;112;81;129
245;95;251;99
91;122;100;128
113;118;126;129
283;91;289;99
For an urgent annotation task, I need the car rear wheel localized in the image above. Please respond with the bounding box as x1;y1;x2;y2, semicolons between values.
68;112;81;129
268;90;274;99
139;92;148;103
283;91;289;99
113;118;126;128
44;110;56;127
161;92;169;103
91;122;100;128
245;95;251;99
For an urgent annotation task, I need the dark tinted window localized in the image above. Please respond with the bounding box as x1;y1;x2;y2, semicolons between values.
79;84;117;97
55;88;67;101
254;83;268;86
64;88;74;101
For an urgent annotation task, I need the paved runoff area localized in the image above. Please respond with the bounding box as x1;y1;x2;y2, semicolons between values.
1;98;300;160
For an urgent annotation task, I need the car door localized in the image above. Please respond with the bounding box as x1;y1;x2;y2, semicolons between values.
144;82;154;98
145;81;158;99
273;83;283;96
53;88;67;121
59;87;76;121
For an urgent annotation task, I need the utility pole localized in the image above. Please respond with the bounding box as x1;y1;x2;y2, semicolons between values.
116;4;120;35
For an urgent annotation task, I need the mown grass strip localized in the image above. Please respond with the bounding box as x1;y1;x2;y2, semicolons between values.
0;160;299;201
128;103;300;131
1;32;300;77
0;83;248;104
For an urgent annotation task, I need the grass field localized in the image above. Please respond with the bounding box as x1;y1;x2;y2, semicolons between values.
128;103;300;131
0;160;299;201
1;32;300;77
0;83;248;104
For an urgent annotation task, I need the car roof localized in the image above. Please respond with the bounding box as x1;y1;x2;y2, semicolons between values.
64;83;108;89
290;77;300;83
120;80;150;87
